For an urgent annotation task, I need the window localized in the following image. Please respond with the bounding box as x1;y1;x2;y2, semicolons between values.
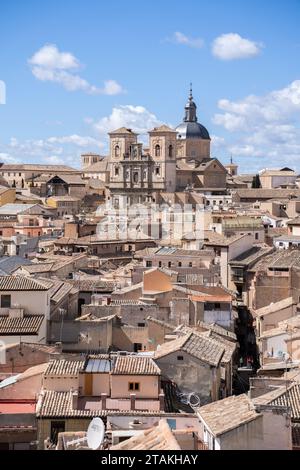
155;144;161;157
137;323;145;327
128;382;140;391
134;343;142;352
189;262;193;267
114;145;120;158
214;303;221;309
115;167;119;176
133;172;139;183
146;260;152;267
168;261;172;268
178;262;182;267
255;233;259;240
177;355;184;361
168;145;173;157
50;421;65;444
1;295;11;308
155;167;160;175
158;261;162;267
0;231;2;236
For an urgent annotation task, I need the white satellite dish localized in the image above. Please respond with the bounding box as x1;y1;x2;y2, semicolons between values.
87;417;105;450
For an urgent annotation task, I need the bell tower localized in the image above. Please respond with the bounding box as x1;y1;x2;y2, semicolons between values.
148;125;177;192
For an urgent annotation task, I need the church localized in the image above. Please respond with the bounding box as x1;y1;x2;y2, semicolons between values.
82;87;227;208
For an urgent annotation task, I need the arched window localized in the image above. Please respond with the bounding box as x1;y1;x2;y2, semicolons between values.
168;145;173;157
114;145;120;158
133;172;139;183
155;144;161;157
115;167;119;176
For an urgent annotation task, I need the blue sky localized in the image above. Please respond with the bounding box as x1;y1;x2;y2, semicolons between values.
1;0;300;171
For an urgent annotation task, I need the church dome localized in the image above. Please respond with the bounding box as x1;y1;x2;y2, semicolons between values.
176;85;210;140
176;121;210;140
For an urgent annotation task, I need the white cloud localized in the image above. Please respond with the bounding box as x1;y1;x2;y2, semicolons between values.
92;105;162;136
102;80;124;96
46;155;66;165
212;80;300;170
47;134;103;148
0;133;105;167
212;33;263;60
0;152;19;164
29;44;124;95
29;44;80;70
168;31;204;49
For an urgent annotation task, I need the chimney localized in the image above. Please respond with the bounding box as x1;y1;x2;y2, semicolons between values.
159;392;165;411
130;393;136;411
101;393;107;410
72;390;78;410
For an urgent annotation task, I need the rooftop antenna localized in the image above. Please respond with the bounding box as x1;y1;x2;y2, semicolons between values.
87;417;105;450
65;417;105;450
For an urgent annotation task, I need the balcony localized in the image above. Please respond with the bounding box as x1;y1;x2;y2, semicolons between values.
232;275;245;284
0;307;24;318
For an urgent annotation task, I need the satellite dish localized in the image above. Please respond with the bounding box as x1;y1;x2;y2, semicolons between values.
188;393;201;408
87;417;105;450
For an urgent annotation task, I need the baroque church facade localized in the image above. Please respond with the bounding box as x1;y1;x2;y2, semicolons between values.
82;87;227;208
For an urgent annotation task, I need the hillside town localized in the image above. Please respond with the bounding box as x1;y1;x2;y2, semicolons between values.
1;89;300;451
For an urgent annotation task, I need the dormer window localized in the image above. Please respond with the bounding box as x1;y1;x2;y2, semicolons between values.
155;144;161;157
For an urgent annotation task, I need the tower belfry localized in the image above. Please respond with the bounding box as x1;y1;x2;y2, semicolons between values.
184;83;197;123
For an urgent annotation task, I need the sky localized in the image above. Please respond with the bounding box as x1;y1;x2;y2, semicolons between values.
1;0;300;172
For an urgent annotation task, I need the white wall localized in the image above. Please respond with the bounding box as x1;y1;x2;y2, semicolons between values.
43;375;79;392
0;290;50;318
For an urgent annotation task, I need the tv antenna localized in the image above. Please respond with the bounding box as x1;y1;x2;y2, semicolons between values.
65;417;105;450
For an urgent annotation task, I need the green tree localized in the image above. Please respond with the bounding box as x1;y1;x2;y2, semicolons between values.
251;174;261;188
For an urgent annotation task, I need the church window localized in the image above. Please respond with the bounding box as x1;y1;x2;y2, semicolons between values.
168;145;173;157
114;145;120;158
155;144;161;157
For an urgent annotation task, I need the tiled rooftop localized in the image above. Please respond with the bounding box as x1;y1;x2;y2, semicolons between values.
256;383;300;420
197;394;259;437
37;390;169;418
112;356;161;376
0;276;52;291
111;419;181;450
44;359;85;377
0;315;44;335
154;331;225;367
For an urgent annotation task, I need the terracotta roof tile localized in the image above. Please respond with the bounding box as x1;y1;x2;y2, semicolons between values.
111;419;181;450
0;276;52;291
44;359;84;377
0;315;44;334
154;331;224;367
112;356;161;376
197;394;259;437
